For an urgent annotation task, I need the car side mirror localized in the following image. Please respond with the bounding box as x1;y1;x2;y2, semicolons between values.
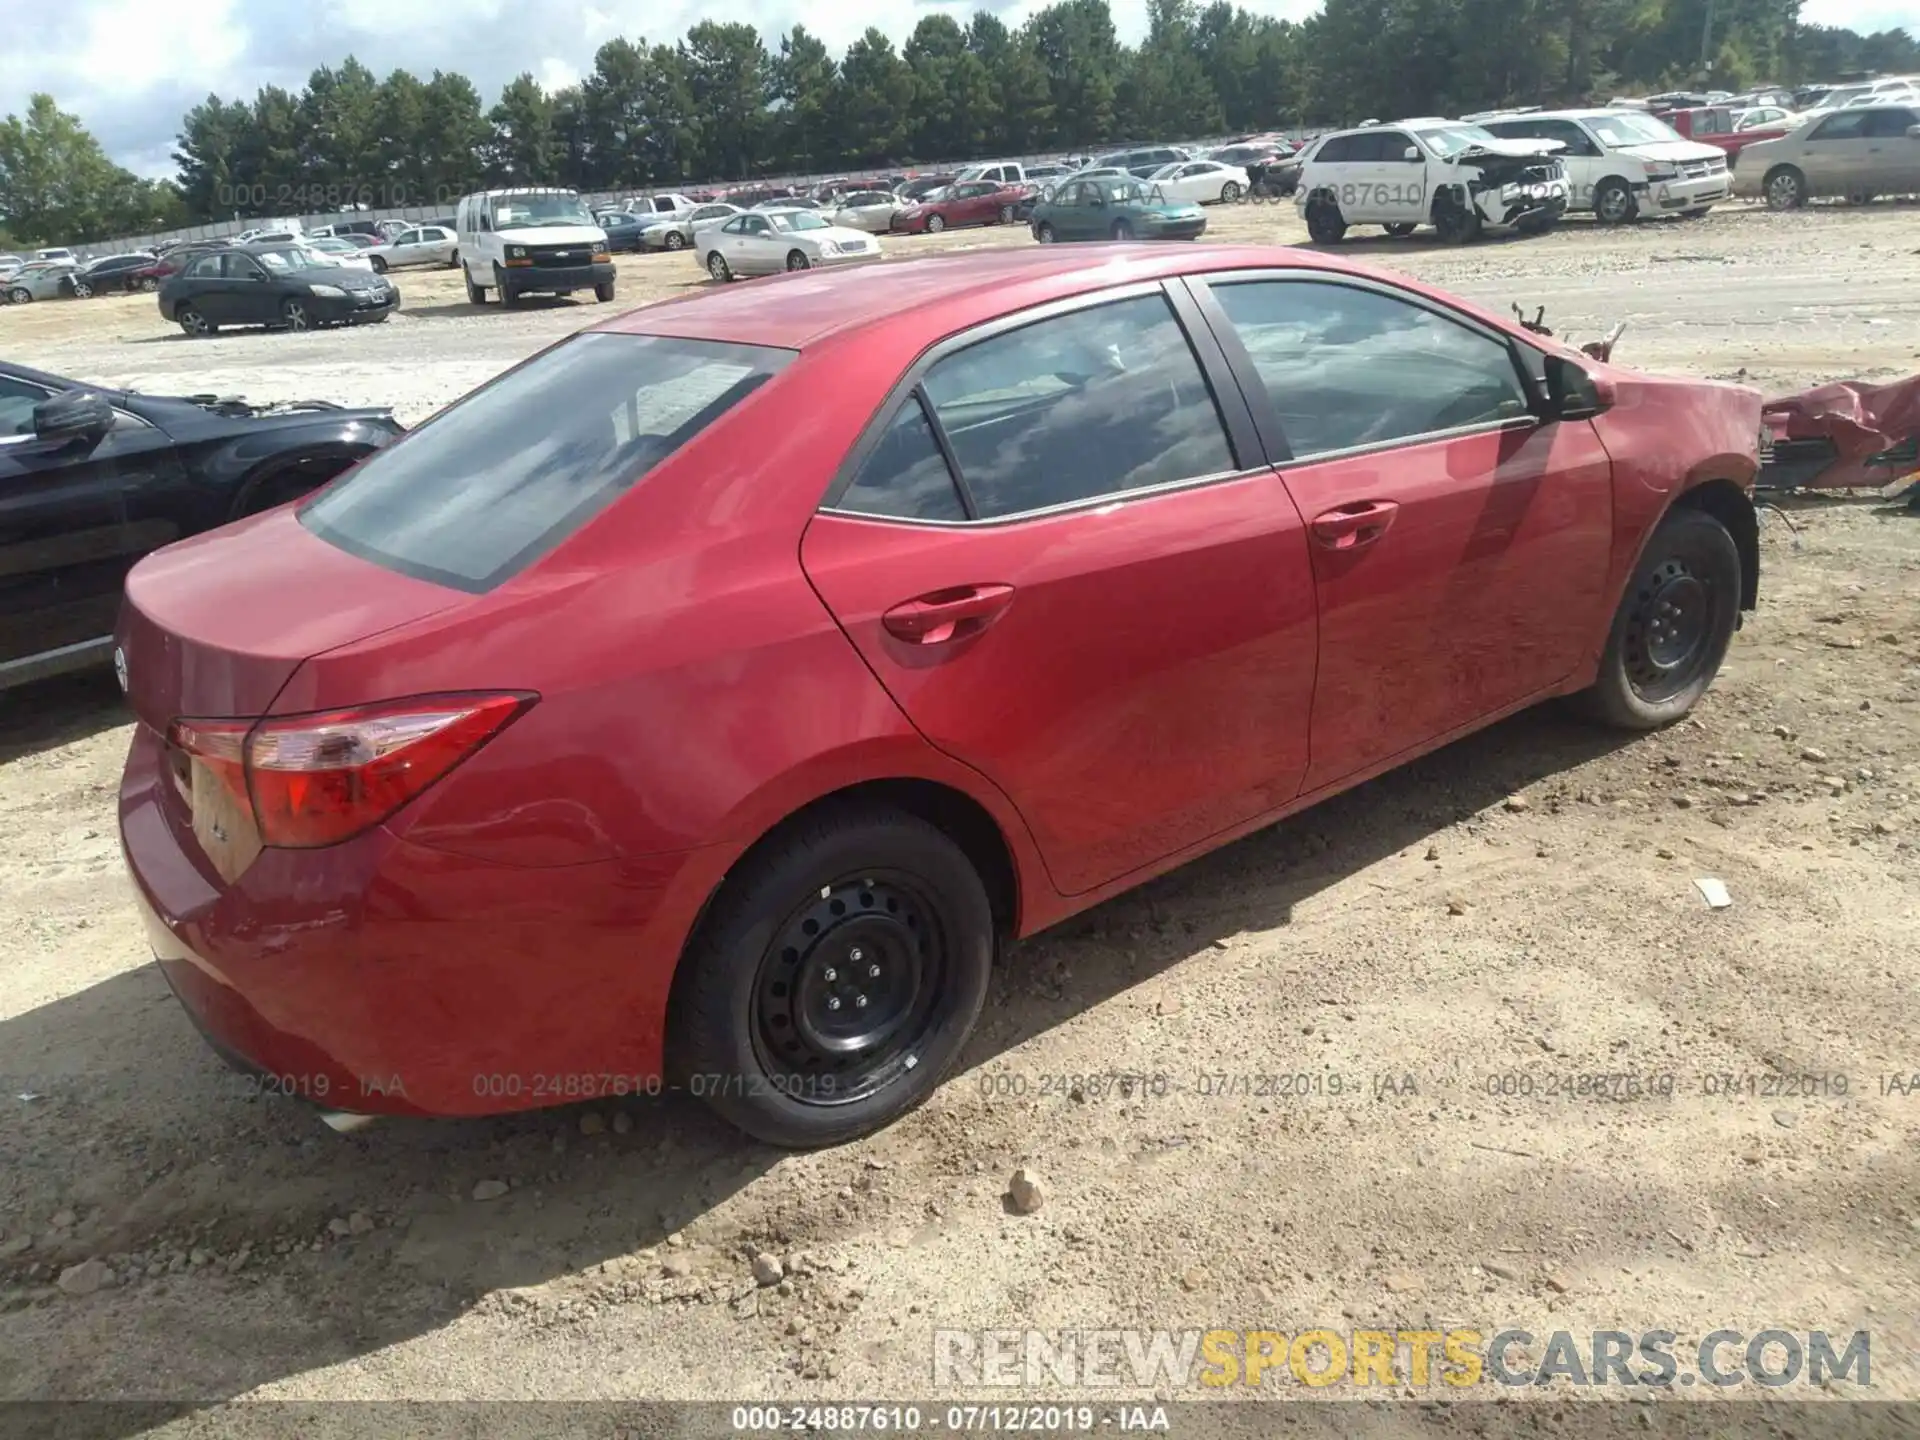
1403;146;1421;162
1543;353;1615;419
33;390;114;448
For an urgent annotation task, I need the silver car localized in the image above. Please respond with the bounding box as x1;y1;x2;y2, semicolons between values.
1735;102;1920;207
3;261;90;303
639;202;742;251
831;190;906;233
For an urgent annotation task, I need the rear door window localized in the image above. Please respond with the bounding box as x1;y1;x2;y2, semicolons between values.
299;332;794;591
916;293;1237;519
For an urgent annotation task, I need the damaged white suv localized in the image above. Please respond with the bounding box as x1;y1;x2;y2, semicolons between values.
1294;119;1569;245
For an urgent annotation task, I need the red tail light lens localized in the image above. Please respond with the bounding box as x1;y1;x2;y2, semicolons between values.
167;692;533;849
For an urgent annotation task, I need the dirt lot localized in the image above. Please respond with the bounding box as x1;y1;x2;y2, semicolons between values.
4;199;1920;1425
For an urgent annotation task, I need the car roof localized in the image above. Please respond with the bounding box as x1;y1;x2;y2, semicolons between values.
593;244;1454;352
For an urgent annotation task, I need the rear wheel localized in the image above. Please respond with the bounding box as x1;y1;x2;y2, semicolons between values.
465;270;487;304
446;251;460;268
1764;166;1806;211
1571;508;1741;730
1304;197;1347;244
926;214;946;233
707;251;733;282
136;276;158;292
1111;218;1134;240
176;306;213;337
998;204;1016;223
667;804;994;1148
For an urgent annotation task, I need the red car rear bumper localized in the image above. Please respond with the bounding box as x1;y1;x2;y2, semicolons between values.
119;722;730;1119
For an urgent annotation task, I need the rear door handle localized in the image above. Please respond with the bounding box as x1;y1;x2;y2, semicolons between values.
882;584;1015;644
1310;500;1400;551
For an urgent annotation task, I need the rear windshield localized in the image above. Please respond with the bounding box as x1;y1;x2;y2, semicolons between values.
299;332;793;592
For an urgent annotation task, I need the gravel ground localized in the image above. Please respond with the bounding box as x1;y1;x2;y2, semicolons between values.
3;199;1920;1428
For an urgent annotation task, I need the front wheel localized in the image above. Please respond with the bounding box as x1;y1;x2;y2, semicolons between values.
1221;181;1242;203
1432;195;1482;245
1764;166;1806;211
1111;218;1133;240
667;804;994;1148
1593;178;1638;224
1036;222;1057;244
595;280;616;302
446;251;460;268
1384;222;1417;237
495;265;520;307
786;250;811;271
5;287;27;304
280;298;310;332
1571;507;1742;731
369;256;388;273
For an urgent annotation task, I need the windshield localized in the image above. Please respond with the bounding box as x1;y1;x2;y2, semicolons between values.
489;192;593;228
1413;123;1499;158
300;333;794;592
1586;111;1684;146
769;211;829;232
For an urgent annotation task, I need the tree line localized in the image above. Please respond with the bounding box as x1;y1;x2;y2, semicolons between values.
2;0;1917;245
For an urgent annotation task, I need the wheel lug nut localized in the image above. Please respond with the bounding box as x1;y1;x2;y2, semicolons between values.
827;997;842;1011
868;964;881;978
855;995;869;1008
849;948;863;962
823;967;837;982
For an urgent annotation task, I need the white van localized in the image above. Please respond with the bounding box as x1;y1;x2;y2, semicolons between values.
454;188;615;307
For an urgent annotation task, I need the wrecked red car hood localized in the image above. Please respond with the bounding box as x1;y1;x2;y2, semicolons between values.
1761;374;1920;490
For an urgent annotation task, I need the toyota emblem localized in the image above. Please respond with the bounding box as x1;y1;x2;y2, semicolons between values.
113;646;128;693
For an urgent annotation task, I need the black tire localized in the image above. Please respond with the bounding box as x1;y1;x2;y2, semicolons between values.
998;204;1015;224
1036;222;1057;244
1593;177;1638;224
1432;193;1482;245
465;271;486;304
495;265;520;308
1764;166;1806;211
279;298;311;332
446;251;460;269
1571;508;1742;731
1304;198;1346;244
1384;222;1417;237
707;251;732;282
136;276;158;292
176;306;214;337
668;804;994;1148
369;255;388;273
665;231;689;250
594;280;616;302
5;287;28;304
786;249;810;271
926;214;946;233
1111;218;1134;240
1221;181;1242;203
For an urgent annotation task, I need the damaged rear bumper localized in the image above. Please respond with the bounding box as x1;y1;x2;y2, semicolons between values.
1760;374;1920;491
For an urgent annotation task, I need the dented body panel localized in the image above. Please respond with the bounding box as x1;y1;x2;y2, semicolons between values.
1760;375;1920;491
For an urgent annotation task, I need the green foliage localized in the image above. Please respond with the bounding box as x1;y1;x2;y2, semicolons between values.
6;1;1919;241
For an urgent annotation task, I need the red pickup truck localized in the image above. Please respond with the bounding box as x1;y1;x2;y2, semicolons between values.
1665;105;1794;165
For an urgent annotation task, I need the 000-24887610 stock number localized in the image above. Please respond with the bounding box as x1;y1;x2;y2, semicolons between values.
215;181;462;211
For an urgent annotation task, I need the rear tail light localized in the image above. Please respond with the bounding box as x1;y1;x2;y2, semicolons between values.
166;692;533;849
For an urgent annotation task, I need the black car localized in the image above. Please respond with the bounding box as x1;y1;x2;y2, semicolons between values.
0;359;404;690
157;243;400;336
896;175;956;202
81;253;160;293
594;211;649;252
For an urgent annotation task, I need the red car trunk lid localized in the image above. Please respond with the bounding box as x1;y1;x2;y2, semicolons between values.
116;506;463;734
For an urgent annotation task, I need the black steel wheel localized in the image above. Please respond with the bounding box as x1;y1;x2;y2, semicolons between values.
668;804;994;1147
1304;197;1346;244
1572;507;1742;730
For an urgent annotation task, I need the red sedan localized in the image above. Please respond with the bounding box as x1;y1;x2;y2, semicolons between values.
892;180;1032;233
117;246;1763;1148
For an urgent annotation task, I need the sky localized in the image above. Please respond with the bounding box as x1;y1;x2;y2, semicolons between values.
2;0;1916;179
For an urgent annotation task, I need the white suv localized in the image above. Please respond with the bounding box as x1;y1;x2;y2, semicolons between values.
1480;109;1729;221
1294;119;1568;244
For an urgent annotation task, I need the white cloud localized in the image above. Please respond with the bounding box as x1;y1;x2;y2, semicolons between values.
0;0;1912;178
